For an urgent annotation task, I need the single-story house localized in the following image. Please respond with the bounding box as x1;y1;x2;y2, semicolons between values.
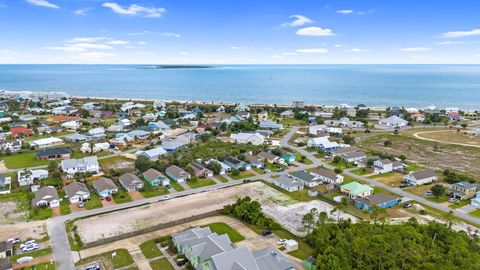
340;181;373;199
64;182;90;204
35;147;71;160
206;159;231;175
32;186;60;208
307;137;339;152
355;193;400;211
310;168;343;184
224;156;251;170
244;154;264;168
128;130;150;140
142;169;169;187
11;127;33;138
289;171;319;187
230;133;265;145
273;175;304;192
278;149;296;163
379;116;408;128
259;120;283;130
161;140;185;152
188;162;214;178
29;137;64;148
93;177;118;198
166;165;191;183
403;169;437;186
135;146;167;161
258;151;280;164
119;172;145;191
64;133;90;143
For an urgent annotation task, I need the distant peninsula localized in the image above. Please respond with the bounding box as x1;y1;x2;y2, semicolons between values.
139;65;219;70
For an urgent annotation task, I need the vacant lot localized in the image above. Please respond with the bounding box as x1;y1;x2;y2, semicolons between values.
369;172;404;186
405;129;480;147
359;133;480;177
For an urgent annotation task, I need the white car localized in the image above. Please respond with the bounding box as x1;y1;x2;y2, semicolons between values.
276;239;286;245
448;197;458;203
20;240;36;249
22;244;38;252
7;237;20;244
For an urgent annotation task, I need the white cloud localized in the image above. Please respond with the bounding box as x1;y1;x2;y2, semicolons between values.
68;37;107;43
441;29;480;38
107;39;129;45
435;40;466;45
45;46;87;52
137;41;147;45
282;14;314;27
74;8;90;16
180;52;188;56
26;0;59;9
72;43;113;50
161;32;181;38
296;48;329;54
296;26;335;37
345;48;370;53
337;9;353;14
102;2;165;18
399;47;432;52
282;52;298;56
334;44;346;48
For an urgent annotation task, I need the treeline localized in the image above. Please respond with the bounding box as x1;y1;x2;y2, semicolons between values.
305;217;480;270
443;169;475;184
223;196;279;230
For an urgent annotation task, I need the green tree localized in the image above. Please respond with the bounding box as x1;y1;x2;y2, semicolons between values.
431;184;446;198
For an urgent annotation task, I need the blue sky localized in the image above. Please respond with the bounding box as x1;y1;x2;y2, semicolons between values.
0;0;479;64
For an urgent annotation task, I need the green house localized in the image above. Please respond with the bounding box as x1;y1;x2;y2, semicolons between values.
279;149;296;163
142;168;170;186
303;256;317;270
340;181;373;199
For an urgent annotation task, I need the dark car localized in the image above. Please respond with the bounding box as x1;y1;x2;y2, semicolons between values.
277;168;285;172
166;184;172;189
399;184;408;188
105;196;112;201
243;179;251;183
403;203;412;208
261;230;272;236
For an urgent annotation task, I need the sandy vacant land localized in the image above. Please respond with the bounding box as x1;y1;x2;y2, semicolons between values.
406;129;480;147
0;201;48;240
360;133;480;177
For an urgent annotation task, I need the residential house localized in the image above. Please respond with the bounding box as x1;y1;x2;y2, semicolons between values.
18;114;37;121
64;133;90;143
311;168;344;184
280;110;294;118
64;182;90;204
373;159;393;174
148;121;170;131
10;127;33;138
342;150;367;163
128;130;150;140
17;169;48;186
35;147;71;160
236;111;250;120
29;137;64;148
245;154;264;168
224;156;251;170
403;169;438;186
61;156;99;177
289;171;319;187
355;194;400;211
0;140;22;153
449;182;480;200
0;241;13;258
230;132;265;145
211;246;294;270
142;169;169;187
257;111;268;121
166;165;191;183
308;125;328;136
258;151;280;164
135;146;167;161
161;140;185;152
259;120;283;130
278;149;296;163
93;177;118;198
32;186;60;208
188;162;214;178
119;172;145;191
307;137;339;152
206;159;231;175
471;192;480;208
61;120;81;131
87;127;106;139
273;175;304;192
378;116;408;128
340;181;373;199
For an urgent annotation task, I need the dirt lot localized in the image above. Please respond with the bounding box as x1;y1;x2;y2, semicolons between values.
359;132;480;177
0;201;48;241
370;172;404;186
129;191;144;200
407;129;480;147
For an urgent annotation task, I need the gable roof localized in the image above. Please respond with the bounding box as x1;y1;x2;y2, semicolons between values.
289;171;317;182
93;177;117;192
120;172;143;186
341;181;373;195
355;193;398;206
36;147;71;158
142;169;163;180
64;182;89;198
311;168;337;180
410;169;436;180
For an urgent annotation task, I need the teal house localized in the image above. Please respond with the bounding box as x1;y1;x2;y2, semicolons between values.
279;149;296;163
142;168;170;186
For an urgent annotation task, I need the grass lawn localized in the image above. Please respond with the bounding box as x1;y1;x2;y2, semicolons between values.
263;181;316;202
204;222;245;243
187;178;216;189
2;151;52;169
10;247;52;261
75;249;134;268
469;209;480;218
328;161;355;169
404;162;424;173
279;118;307;126
20;262;56;270
29;207;52;220
140;184;170;198
113;189;133;203
351;168;373;176
405;184;449;203
59;199;72;215
228;171;255;180
369;172;404;187
150;258;175;270
313;153;325;159
449;199;470;209
84;194;102;210
252;167;265;174
139;240;162;259
98;155;132;166
215;175;229;183
170;181;185;192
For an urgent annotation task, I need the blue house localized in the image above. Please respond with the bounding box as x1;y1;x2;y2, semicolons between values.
278;149;296;163
161;141;185;152
355;194;400;211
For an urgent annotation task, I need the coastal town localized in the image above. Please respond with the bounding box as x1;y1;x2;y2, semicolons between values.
1;90;480;270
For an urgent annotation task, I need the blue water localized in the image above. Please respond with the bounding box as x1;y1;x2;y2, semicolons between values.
0;64;479;109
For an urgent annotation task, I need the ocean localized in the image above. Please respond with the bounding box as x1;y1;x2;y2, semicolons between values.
0;64;479;109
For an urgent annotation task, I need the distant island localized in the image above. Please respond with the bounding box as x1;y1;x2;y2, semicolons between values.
139;65;219;70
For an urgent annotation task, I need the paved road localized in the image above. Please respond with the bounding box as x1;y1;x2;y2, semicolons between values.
283;126;480;226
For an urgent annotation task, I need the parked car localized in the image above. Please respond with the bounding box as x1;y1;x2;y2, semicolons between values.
78;201;84;208
21;244;38;252
7;237;20;244
243;179;251;183
277;168;285;172
399;184;408;188
424;191;432;197
276;239;286;245
165;184;172;189
84;264;100;270
403;203;412;208
20;240;36;249
448;197;458;203
261;230;272;236
105;196;112;201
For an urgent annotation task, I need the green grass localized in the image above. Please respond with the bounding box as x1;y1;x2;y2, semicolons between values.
139;240;163;259
113;189;133;203
150;258;175;270
84;194;102;210
19;262;56;270
427;195;449;203
186;178;216;188
215;175;229;183
329;161;355;169
29;207;53;220
252;167;265;174
263;181;316;202
59;199;71;215
74;249;134;268
10;247;52;261
140;184;170;198
449;199;470;209
469;209;480;218
170;181;185;192
2;151;52;169
204;222;245;243
351;168;373;175
313;153;325;159
228;171;255;180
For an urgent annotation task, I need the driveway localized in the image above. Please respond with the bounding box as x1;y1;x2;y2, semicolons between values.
129;191;144;201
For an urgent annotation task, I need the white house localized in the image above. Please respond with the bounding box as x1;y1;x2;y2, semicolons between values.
379;116;408;128
311;168;343;184
273;175;304;192
404;169;438;186
61;156;99;177
64;182;90;204
17;169;49;186
307;137;339;151
87;127;106;138
230;133;265;145
308;125;328;136
259;120;283;130
135;146;167;161
61;121;81;131
29;137;64;148
373;159;393;174
32;186;60;208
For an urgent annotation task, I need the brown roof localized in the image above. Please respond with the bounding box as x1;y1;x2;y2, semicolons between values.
120;172;142;186
410;169;436;180
245;154;262;164
64;182;89;198
93;177;117;192
166;165;189;178
0;241;12;253
258;151;278;161
331;147;360;156
142;169;162;181
311;168;337;180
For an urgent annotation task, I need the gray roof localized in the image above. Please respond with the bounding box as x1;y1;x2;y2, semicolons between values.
253;248;295;270
120;172;143;186
453;181;480;190
166;165;190;178
311;168;337;180
0;241;12;253
211;246;261;270
33;186;59;205
93;177;117;192
142;169;163;181
64;182;89;198
172;227;233;261
289;171;317;182
61;156;98;170
410;169;436;180
273;175;303;189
